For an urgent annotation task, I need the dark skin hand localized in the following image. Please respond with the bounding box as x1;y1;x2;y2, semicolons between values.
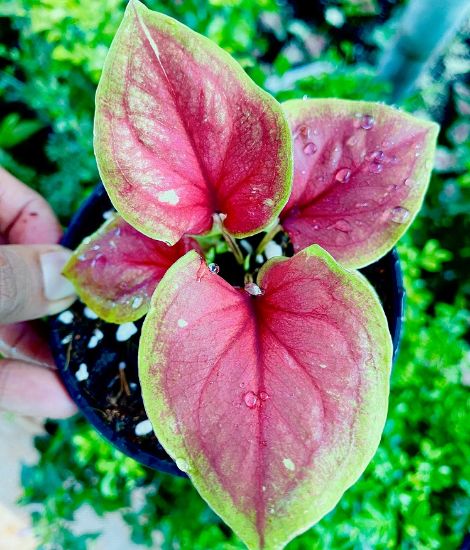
0;167;77;417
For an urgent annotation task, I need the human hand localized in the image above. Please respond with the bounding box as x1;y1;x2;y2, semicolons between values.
0;167;77;417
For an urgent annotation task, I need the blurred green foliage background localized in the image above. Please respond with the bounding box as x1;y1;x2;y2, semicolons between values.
0;0;469;548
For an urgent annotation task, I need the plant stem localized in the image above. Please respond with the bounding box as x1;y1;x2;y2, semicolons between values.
222;230;245;265
212;213;244;265
255;223;283;256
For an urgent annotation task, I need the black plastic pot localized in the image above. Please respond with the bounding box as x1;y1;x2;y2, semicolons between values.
49;183;405;475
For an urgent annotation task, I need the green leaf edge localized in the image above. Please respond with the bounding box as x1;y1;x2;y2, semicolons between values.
94;0;293;246
139;246;393;550
282;98;440;269
63;215;149;324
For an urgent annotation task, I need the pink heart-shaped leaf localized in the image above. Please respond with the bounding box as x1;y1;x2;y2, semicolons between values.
281;99;439;269
94;0;292;245
139;247;392;549
63;214;197;323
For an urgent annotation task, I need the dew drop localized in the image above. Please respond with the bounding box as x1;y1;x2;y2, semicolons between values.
360;114;375;130
303;142;317;155
403;177;413;186
335;168;352;183
208;263;220;274
176;458;190;472
132;296;143;309
366;150;385;163
389;206;410;224
369;162;383;174
244;282;264;296
244;391;258;409
332;219;352;233
259;391;269;401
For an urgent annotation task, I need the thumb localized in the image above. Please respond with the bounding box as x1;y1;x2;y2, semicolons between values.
0;245;76;324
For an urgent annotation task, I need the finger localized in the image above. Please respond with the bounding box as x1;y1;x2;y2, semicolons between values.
0;244;76;324
0;321;54;367
0;167;62;245
0;359;77;418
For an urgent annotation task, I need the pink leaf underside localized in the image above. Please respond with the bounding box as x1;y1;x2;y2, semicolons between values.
281;99;439;269
139;248;392;549
63;214;196;323
94;0;292;245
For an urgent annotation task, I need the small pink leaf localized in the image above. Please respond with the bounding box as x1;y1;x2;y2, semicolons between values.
94;0;292;245
63;215;196;323
281;99;439;268
139;247;392;549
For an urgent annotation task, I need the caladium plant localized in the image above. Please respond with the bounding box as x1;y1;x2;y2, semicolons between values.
63;1;439;548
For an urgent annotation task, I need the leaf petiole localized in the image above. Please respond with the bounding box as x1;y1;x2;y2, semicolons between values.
255;222;283;256
212;213;245;265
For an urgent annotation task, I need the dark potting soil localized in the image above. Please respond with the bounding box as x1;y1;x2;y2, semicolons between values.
49;184;405;475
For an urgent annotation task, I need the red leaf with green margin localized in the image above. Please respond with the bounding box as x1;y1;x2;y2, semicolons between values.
139;248;392;549
63;214;197;323
281;99;439;269
94;0;292;245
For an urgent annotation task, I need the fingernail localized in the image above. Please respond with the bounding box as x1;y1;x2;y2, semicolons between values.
40;250;76;301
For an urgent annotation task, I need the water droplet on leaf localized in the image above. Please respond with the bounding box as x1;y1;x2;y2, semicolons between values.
360;114;375;130
244;282;264;296
303;142;317;155
335;168;352;183
369;162;383;174
132;296;143;309
244;391;258;408
389;206;410;224
366;150;385;163
259;391;269;401
208;263;220;274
